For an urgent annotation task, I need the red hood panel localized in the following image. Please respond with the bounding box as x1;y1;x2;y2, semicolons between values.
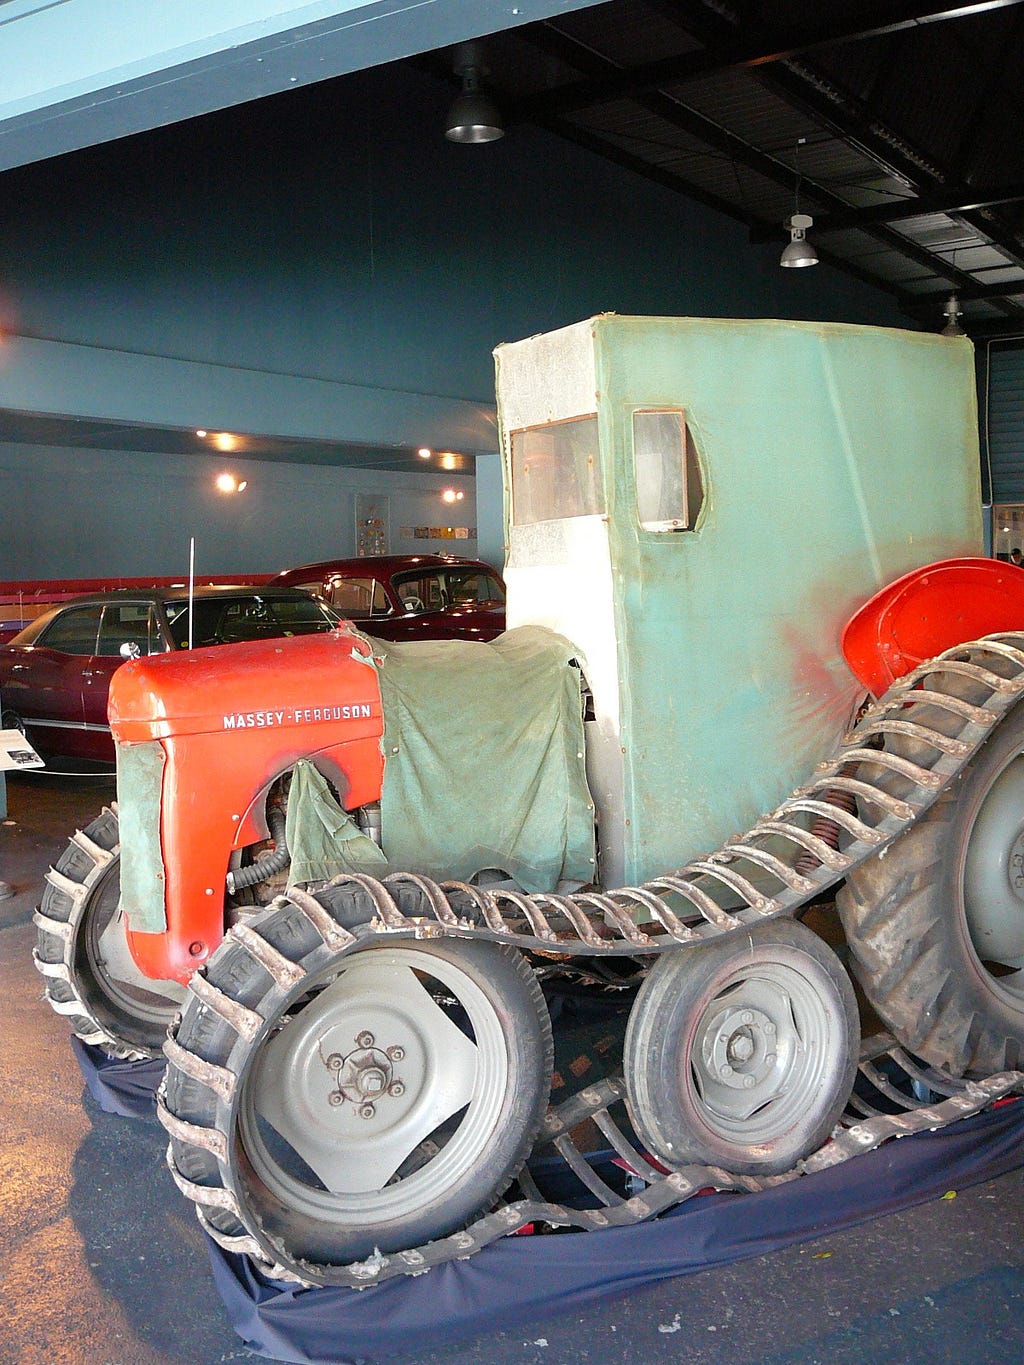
109;628;383;742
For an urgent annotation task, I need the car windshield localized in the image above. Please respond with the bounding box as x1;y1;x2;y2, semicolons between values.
163;594;339;648
391;568;505;614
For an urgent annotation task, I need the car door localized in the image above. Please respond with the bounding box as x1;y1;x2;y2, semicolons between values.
5;603;103;757
324;574;396;634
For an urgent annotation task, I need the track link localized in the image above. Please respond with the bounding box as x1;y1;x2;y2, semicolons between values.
159;635;1024;1285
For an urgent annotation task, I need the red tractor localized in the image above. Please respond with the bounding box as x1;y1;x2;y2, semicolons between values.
35;316;1024;1286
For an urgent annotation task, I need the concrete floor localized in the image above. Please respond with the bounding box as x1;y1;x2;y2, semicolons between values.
2;769;1024;1365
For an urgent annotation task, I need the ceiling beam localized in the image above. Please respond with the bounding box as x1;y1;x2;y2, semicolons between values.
658;0;1024;309
515;19;1007;309
517;0;1024;120
748;182;1024;240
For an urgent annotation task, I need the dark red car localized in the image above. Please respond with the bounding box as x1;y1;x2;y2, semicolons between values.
0;585;341;763
272;554;505;641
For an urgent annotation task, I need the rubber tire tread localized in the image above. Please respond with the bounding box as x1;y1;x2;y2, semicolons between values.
838;698;1024;1077
623;919;859;1175
34;806;162;1061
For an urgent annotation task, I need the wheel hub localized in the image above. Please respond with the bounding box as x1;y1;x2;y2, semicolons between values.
325;1032;406;1115
702;1005;778;1092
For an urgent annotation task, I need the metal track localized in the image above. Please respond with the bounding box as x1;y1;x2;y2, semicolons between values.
263;1036;1022;1288
160;635;1024;1286
280;633;1024;958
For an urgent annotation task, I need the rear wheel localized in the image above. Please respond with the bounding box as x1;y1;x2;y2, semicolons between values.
161;895;553;1281
624;919;858;1175
33;807;186;1059
839;697;1024;1076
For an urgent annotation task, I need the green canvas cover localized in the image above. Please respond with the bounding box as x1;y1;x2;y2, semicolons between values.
285;759;387;886
116;739;168;933
367;625;596;893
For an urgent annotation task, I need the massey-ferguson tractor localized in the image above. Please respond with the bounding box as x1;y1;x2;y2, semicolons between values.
34;315;1024;1287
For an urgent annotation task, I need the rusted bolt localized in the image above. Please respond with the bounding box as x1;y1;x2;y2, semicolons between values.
358;1103;376;1119
356;1030;375;1048
387;1045;405;1062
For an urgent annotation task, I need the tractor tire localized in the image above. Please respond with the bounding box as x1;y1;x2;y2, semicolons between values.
33;807;186;1060
623;919;859;1175
161;894;553;1281
838;696;1024;1077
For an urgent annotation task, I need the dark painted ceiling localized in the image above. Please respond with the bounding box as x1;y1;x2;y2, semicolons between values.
426;0;1024;339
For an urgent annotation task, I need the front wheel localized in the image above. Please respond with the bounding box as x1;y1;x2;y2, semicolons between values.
624;919;858;1175
161;896;553;1281
33;807;186;1059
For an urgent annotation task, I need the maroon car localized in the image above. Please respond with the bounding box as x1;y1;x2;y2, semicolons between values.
272;554;505;641
0;585;340;763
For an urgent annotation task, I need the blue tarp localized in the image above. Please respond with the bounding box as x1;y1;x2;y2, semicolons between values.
72;1038;1024;1365
72;1037;165;1119
206;1102;1024;1365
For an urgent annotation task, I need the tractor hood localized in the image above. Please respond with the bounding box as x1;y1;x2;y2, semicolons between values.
108;627;383;744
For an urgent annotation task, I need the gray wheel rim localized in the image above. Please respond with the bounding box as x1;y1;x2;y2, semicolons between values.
686;957;841;1143
238;946;509;1227
963;752;1024;998
82;864;186;1025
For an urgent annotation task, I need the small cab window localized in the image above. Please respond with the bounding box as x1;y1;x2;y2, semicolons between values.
36;605;103;655
328;576;389;617
510;416;603;526
633;409;705;532
97;603;164;657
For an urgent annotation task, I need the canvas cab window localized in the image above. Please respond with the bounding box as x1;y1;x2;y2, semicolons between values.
633;409;704;532
510;416;603;526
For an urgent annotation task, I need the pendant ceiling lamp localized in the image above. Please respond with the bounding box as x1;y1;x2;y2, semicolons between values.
780;138;819;269
445;41;504;144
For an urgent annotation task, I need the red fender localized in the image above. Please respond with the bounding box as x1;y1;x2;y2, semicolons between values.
842;557;1024;697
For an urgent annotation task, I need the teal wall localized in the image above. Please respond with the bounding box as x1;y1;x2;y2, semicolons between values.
0;63;902;579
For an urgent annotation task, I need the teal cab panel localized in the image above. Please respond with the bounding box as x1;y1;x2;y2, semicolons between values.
495;315;982;888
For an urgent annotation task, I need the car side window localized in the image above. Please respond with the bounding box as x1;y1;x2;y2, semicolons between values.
35;605;103;655
97;603;163;656
395;574;445;611
328;577;384;616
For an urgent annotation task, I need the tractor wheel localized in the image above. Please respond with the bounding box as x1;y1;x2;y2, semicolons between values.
623;919;858;1175
161;896;552;1281
838;696;1024;1077
33;807;186;1059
